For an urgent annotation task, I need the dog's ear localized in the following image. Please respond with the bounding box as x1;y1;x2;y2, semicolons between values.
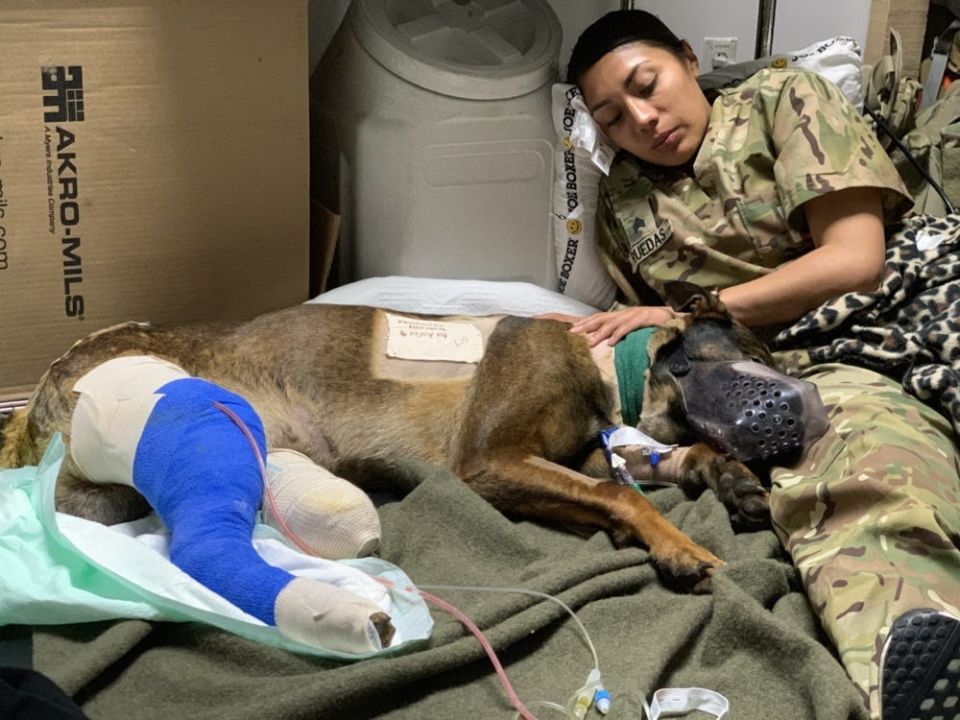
662;281;727;317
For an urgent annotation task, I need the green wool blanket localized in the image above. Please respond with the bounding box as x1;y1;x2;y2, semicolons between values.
30;459;867;719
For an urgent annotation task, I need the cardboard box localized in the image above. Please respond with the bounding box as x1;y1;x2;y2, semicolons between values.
0;0;309;400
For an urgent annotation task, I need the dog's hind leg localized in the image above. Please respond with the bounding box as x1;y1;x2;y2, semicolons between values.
0;409;37;469
459;451;723;592
1;393;151;526
54;454;152;525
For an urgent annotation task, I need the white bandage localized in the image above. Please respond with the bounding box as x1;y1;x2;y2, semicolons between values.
274;577;388;653
264;449;381;560
70;355;190;485
647;687;729;720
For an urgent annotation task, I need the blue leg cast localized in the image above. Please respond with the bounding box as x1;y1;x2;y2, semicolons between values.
128;375;392;652
133;378;291;625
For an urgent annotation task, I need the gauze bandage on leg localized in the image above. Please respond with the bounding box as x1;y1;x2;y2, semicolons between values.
70;356;191;486
275;577;393;652
69;355;393;653
264;449;381;559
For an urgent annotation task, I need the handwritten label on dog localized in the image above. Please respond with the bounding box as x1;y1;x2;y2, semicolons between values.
385;314;483;363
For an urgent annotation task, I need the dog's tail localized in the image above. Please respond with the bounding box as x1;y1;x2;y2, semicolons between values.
0;409;38;469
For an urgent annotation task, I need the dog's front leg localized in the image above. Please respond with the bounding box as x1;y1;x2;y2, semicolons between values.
460;451;722;592
619;444;769;530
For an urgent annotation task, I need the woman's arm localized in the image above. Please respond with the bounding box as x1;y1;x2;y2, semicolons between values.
719;186;886;327
559;186;886;346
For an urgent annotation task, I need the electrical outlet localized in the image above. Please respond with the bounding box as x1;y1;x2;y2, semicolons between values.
703;37;738;71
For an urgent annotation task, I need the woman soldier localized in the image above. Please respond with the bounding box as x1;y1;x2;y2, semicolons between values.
556;11;960;720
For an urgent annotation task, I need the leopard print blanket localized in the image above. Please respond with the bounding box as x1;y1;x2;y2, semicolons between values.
773;213;960;436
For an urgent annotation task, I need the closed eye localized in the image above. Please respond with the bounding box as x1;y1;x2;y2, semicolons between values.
634;77;657;98
594;109;622;130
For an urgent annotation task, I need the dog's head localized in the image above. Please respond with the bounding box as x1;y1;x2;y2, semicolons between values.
640;282;824;459
655;281;774;369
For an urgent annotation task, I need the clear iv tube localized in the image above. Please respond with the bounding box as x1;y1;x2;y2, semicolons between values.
419;583;601;671
418;584;607;720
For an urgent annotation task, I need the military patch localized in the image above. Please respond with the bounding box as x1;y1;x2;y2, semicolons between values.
627;218;673;271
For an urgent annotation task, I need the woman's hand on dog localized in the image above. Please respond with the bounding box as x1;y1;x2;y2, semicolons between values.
538;306;678;347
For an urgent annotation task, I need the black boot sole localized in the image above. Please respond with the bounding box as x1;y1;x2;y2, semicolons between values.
881;608;960;720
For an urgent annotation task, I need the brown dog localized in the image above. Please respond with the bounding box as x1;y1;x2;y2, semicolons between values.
0;282;772;590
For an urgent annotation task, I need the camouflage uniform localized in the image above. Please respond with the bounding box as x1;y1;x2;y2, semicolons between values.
774;363;960;714
597;68;960;717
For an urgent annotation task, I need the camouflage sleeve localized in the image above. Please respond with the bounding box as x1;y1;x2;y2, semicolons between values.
767;69;913;228
596;186;641;305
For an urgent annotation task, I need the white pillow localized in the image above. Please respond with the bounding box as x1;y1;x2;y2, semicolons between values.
551;84;618;311
786;36;864;110
309;276;599;317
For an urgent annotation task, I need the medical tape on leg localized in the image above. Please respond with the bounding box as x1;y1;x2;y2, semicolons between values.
70;355;190;485
264;449;381;559
647;687;729;720
274;576;388;654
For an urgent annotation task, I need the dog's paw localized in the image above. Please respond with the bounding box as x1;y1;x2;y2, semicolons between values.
713;458;769;531
650;537;724;593
685;450;770;531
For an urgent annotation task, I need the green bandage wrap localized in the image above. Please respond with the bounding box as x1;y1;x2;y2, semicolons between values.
613;326;657;427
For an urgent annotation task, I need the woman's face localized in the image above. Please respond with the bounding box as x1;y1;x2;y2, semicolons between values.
579;42;711;167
